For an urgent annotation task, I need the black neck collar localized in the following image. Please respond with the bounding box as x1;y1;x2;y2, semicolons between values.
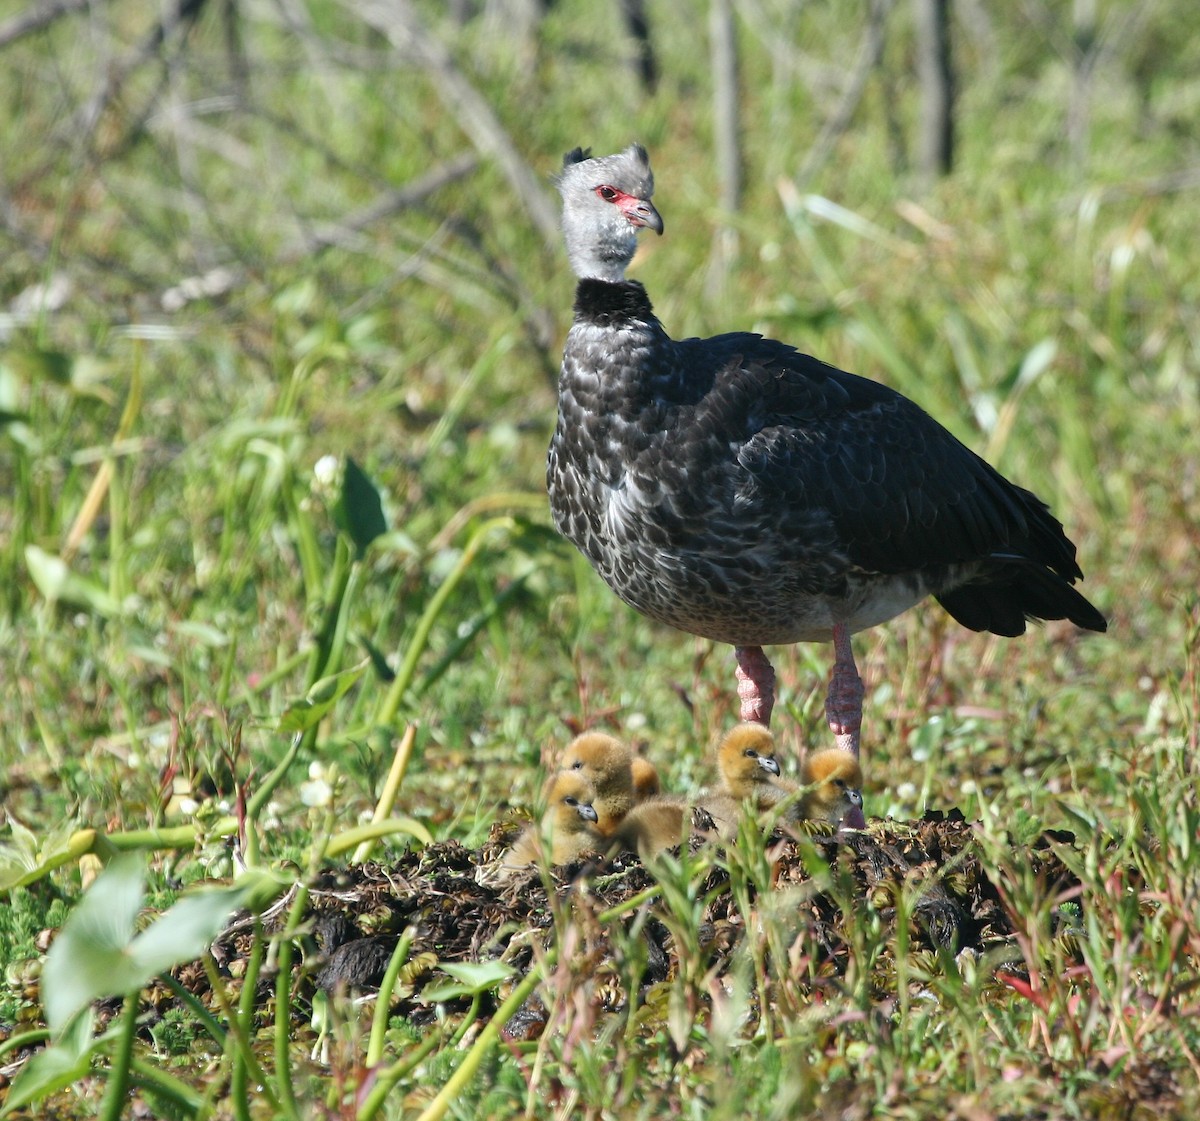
573;278;655;327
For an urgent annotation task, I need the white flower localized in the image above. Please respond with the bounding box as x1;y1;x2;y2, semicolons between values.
313;454;340;492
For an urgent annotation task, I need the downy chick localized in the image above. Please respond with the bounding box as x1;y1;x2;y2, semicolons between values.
559;732;635;834
607;795;692;860
795;748;866;829
631;755;661;802
701;722;784;838
501;771;602;873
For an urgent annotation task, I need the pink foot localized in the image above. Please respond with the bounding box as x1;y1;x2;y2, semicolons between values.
826;623;864;758
734;645;776;726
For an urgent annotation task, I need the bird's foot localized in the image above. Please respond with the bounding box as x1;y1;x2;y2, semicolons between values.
734;645;776;726
830;723;861;757
826;624;864;759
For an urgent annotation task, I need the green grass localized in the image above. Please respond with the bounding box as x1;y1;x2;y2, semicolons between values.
2;0;1200;1116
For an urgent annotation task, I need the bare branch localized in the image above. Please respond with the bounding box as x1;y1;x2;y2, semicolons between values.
913;0;955;181
0;0;90;50
280;151;480;260
352;0;559;248
794;0;895;188
706;0;741;302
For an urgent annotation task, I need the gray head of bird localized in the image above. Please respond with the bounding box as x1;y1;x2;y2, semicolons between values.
542;771;600;833
717;722;783;796
556;144;663;283
801;748;866;829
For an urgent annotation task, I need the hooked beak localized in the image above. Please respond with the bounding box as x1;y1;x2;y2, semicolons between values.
579;804;599;823
621;197;664;235
840;792;866;831
757;754;781;776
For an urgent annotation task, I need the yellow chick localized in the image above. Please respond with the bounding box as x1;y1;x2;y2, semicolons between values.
702;723;785;837
607;796;691;860
558;732;635;835
796;747;866;829
631;755;661;802
501;771;602;872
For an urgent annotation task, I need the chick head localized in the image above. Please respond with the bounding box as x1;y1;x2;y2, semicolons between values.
542;770;600;834
717;722;782;797
559;732;635;832
801;748;865;829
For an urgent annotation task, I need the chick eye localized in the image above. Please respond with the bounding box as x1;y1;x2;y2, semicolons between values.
834;779;845;789
596;185;618;201
572;761;584;771
744;749;757;759
565;797;578;807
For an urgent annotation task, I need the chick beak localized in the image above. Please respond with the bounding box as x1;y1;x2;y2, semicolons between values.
579;804;599;824
758;755;781;776
840;791;866;830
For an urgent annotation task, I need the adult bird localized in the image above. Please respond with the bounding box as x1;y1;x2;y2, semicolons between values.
547;144;1106;757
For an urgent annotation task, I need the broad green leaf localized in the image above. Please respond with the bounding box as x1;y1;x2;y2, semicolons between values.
43;854;146;1030
125;879;275;977
277;660;369;734
24;546;121;617
335;456;387;557
0;1011;98;1116
420;959;514;1002
42;857;275;1030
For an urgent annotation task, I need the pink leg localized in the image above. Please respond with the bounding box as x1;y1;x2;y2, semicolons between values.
734;645;776;726
826;623;864;758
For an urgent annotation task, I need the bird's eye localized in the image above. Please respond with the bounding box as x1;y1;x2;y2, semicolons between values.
834;779;845;788
572;761;584;770
565;797;578;807
745;749;757;759
596;185;618;201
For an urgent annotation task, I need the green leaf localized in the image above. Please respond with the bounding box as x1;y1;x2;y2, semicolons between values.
335;456;386;558
0;814;88;891
277;660;369;734
24;545;121;617
420;959;514;1002
42;855;146;1031
5;346;73;387
42;856;272;1031
0;1011;99;1116
125;881;267;977
358;634;396;682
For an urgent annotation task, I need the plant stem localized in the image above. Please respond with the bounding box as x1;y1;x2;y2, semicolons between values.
98;990;138;1121
375;516;514;728
352;723;419;862
366;927;416;1068
390;951;552;1121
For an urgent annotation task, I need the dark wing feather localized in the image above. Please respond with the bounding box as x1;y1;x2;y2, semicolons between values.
713;336;1078;579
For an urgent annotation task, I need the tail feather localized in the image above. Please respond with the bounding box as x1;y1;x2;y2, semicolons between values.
937;560;1106;637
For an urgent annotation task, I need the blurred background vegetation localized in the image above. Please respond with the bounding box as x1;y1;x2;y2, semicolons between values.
4;2;1200;1116
0;0;1197;853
